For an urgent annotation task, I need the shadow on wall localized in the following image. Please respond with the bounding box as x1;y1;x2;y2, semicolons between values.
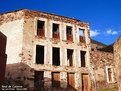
0;32;7;91
4;63;77;91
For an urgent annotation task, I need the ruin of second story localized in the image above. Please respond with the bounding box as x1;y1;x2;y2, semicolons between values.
91;39;118;91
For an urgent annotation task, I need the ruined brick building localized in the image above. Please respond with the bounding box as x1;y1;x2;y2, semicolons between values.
114;36;121;91
0;9;96;91
91;41;118;91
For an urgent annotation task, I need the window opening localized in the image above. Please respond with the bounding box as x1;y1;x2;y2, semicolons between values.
37;20;45;36
106;66;116;83
52;47;60;66
108;68;112;81
81;51;86;67
52;23;60;39
36;45;44;64
66;26;73;41
67;49;74;66
79;29;85;43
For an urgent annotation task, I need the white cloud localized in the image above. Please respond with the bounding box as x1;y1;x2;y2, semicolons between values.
106;29;118;35
107;30;112;34
90;30;100;37
112;31;118;34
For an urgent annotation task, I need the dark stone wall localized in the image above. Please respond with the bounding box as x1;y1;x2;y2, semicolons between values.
0;32;7;90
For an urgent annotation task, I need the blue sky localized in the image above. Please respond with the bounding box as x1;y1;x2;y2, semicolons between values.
0;0;121;45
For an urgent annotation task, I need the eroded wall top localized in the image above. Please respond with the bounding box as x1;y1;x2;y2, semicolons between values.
114;36;121;51
0;9;89;27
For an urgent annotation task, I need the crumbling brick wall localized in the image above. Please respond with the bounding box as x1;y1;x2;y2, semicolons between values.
91;50;118;91
114;36;121;91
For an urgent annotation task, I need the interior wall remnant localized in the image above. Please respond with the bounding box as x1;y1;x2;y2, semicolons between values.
52;23;60;39
34;71;44;91
52;72;60;88
52;47;60;66
37;20;45;36
67;73;75;90
36;45;44;64
80;51;86;67
66;26;73;41
67;49;74;66
82;73;89;91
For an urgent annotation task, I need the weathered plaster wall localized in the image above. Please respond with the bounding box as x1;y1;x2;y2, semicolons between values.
0;11;24;88
114;36;121;91
0;19;24;64
20;17;35;90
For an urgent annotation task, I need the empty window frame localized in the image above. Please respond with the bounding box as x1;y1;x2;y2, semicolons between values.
36;45;44;64
52;23;60;39
52;72;60;88
80;51;86;67
106;66;116;83
52;47;60;66
79;28;85;43
67;49;74;66
37;20;45;36
67;73;75;90
66;26;73;41
34;71;44;91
